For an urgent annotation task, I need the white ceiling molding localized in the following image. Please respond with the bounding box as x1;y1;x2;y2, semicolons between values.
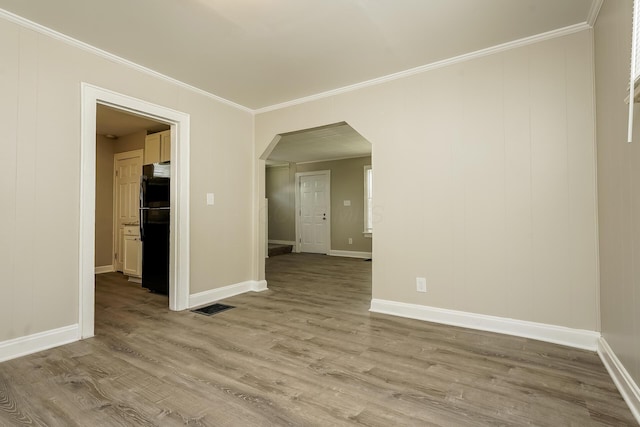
587;0;604;27
254;22;591;115
0;5;593;116
0;7;252;114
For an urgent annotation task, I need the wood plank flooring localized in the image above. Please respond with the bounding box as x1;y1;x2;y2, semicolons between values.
0;253;636;426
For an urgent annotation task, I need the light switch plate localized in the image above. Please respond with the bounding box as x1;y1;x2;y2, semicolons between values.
416;277;427;292
206;193;215;205
344;200;351;206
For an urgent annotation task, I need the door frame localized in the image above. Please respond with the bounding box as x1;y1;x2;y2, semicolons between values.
112;149;144;272
80;83;191;339
294;170;331;254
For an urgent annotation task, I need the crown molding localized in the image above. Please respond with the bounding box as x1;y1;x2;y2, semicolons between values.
254;22;591;114
587;0;604;27
0;6;595;117
0;8;253;114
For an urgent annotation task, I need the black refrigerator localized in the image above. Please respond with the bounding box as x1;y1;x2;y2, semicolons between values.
140;162;170;294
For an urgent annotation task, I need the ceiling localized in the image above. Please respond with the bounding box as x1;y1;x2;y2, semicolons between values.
0;0;595;110
267;122;371;164
96;104;169;138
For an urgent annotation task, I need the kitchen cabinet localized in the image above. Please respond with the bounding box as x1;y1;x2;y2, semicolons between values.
144;130;171;164
123;225;142;278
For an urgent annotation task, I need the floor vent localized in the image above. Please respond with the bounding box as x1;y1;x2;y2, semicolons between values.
192;303;235;316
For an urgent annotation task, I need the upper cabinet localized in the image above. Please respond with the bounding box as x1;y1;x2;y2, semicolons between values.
144;130;171;164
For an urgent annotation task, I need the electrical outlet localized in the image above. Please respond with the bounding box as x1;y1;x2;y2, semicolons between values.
416;277;427;293
348;238;353;245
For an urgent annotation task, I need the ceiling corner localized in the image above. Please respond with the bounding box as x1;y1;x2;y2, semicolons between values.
587;0;604;27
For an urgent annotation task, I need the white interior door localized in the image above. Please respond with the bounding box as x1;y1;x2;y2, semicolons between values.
113;150;144;271
298;172;330;254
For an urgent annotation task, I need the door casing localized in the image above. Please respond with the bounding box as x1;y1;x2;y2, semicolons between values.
80;83;191;339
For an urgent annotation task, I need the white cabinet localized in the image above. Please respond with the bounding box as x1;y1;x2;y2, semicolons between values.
144;130;171;164
122;226;142;278
160;131;171;162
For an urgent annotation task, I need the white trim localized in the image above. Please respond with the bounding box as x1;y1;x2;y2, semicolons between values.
265;198;269;258
0;325;79;363
0;7;593;117
80;83;191;339
254;23;590;114
0;7;592;116
587;0;604;27
597;338;640;424
294;170;331;254
189;280;268;308
369;299;600;351
0;8;251;114
268;240;296;246
363;165;373;234
94;265;114;274
588;29;602;333
329;250;372;259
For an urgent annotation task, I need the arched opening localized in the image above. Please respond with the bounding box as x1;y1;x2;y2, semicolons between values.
258;121;373;297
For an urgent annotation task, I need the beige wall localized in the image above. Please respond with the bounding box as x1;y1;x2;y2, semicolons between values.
256;29;599;330
266;157;373;253
0;17;254;342
114;129;146;154
297;157;372;253
594;1;640;386
266;165;295;242
95;135;115;267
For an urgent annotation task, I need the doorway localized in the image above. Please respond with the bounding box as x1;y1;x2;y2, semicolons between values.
295;170;331;254
80;83;191;339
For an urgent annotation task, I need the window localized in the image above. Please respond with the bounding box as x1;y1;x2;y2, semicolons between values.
629;0;640;142
364;165;372;236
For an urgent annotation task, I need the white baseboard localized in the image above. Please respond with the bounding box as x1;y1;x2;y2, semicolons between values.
329;250;372;259
252;280;268;292
128;276;142;284
598;338;640;424
95;265;114;274
268;240;296;246
0;324;79;363
189;280;269;308
369;299;600;351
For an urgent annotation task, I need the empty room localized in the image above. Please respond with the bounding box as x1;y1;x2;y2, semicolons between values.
1;0;639;425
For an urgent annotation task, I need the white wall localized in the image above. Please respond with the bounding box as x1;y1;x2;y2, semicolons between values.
594;0;640;389
0;16;254;342
255;29;599;331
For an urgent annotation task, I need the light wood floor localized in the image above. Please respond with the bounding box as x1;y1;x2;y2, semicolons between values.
0;253;636;426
